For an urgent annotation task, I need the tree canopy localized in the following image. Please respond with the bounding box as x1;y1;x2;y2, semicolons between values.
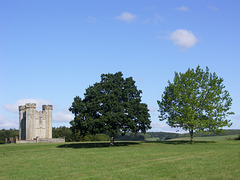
69;72;151;145
157;66;234;142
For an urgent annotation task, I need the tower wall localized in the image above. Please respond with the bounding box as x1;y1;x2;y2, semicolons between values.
43;105;53;138
25;103;36;140
19;106;26;140
19;103;53;140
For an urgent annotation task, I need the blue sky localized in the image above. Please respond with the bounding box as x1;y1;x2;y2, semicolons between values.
1;0;239;132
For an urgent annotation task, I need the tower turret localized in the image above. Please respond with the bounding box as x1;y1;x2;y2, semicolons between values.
25;103;36;140
42;105;53;138
19;105;26;140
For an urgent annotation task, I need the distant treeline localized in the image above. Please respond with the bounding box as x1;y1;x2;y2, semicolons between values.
52;127;145;142
52;127;110;142
146;130;240;141
177;129;240;138
0;129;19;144
53;127;179;141
1;127;240;144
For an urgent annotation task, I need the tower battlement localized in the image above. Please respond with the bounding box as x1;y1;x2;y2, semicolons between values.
42;105;53;110
19;105;25;111
25;103;36;109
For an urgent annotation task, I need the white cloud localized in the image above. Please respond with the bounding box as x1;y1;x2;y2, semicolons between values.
149;121;187;133
154;14;164;24
0;115;18;129
174;6;189;12
87;16;96;23
148;106;157;112
142;19;150;24
144;5;157;11
142;14;164;25
134;76;143;82
151;122;168;128
207;5;219;11
53;109;74;123
2;98;73;128
3;98;52;113
115;12;136;23
233;115;240;120
170;29;198;49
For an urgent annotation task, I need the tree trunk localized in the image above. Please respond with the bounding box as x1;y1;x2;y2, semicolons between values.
189;129;193;144
110;136;115;146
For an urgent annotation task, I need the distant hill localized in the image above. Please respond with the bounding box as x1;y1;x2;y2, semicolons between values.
115;129;240;141
144;129;240;141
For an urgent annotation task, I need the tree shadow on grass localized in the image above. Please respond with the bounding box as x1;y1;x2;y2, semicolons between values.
57;142;140;149
144;140;216;145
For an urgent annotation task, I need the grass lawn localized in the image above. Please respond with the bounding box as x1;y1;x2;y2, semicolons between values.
0;140;239;180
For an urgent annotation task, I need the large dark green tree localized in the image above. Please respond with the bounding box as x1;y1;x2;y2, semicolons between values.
157;66;234;143
69;72;151;145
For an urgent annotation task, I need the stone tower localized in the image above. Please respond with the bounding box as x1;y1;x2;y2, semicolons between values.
19;103;53;140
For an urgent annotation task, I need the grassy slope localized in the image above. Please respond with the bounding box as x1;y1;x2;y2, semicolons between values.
0;140;239;180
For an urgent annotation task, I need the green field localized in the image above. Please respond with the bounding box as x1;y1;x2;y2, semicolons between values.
0;139;239;179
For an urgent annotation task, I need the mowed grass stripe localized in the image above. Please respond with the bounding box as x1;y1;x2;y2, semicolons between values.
0;141;239;179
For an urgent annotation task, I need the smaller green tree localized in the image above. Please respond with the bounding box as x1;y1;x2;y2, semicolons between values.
157;66;234;143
